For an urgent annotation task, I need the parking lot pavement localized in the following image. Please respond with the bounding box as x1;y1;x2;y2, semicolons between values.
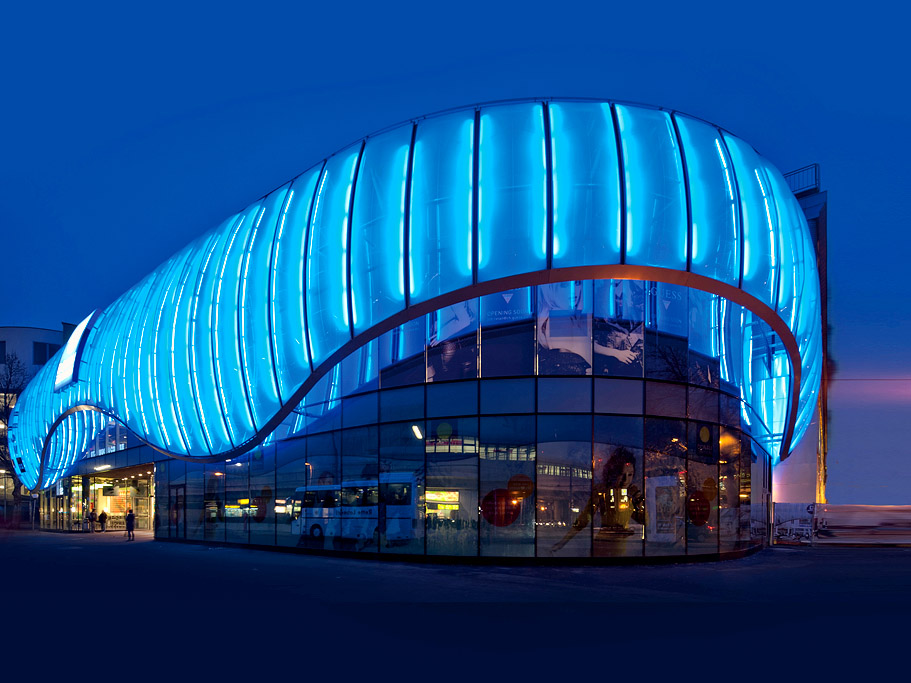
3;530;908;672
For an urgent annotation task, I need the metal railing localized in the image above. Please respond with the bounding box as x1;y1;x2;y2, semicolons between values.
784;163;819;196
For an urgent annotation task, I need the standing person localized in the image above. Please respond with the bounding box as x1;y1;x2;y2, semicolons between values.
98;509;108;533
88;506;97;533
125;509;135;541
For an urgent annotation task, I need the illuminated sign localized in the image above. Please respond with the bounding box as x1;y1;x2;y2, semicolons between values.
426;490;459;503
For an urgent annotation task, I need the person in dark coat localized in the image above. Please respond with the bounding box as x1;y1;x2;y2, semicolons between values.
98;510;108;533
126;509;136;541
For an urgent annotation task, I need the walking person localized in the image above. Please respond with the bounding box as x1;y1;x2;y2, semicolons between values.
98;509;108;533
126;509;136;541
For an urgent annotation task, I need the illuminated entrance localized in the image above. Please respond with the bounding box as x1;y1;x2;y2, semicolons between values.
38;464;154;532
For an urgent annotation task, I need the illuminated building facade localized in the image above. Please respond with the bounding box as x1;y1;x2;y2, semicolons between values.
9;99;822;559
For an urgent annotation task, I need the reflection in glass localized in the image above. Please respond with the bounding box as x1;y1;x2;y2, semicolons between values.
340;427;379;553
379;317;425;389
686;422;718;555
644;419;686;555
480;288;534;378
719;427;741;552
427;300;478;382
593;280;644;377
248;445;276;546
340;338;378;397
276;438;308;547
296;432;341;551
687;289;720;388
138;273;780;560
426;417;478;556
646;283;689;382
591;416;644;557
379;422;425;554
537;281;592;376
225;454;250;545
750;436;768;544
204;463;225;542
537;415;592;558
479;416;536;556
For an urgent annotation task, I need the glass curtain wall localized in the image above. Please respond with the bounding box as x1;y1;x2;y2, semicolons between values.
152;279;773;558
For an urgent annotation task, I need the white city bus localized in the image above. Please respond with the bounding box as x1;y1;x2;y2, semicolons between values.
289;472;419;548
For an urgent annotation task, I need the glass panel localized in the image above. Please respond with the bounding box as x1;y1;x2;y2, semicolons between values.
674;114;739;284
379;422;425;554
306;147;361;366
687;422;718;555
341;426;379;553
242;185;291;428
427;381;478;418
750;438;768;544
723;133;779;307
616;105;687;270
427;300;478;382
688;387;719;423
644;418;685;556
480;379;534;414
594;378;643;415
409;111;474;304
225;454;250;544
426;417;478;556
719;427;741;552
549;102;621;268
477;103;547;281
479;415;535;557
204;463;225;542
249;445;276;546
379;317;425;389
351;126;411;334
537;414;592;558
537;377;591;413
645;382;686;418
276;438;308;548
537;281;592;376
340;337;379;396
480;287;534;377
593;416;644;557
740;434;753;544
645;283;688;382
273;167;321;403
300;432;341;551
687;289;720;388
593;279;644;378
380;386;423;423
343;392;378;429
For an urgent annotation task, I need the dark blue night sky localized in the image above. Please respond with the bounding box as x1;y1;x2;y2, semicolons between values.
2;1;908;502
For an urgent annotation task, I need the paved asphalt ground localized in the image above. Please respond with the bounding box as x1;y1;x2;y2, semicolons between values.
3;529;907;675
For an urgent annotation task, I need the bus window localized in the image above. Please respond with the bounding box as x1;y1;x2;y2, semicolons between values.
382;483;411;506
320;489;341;508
